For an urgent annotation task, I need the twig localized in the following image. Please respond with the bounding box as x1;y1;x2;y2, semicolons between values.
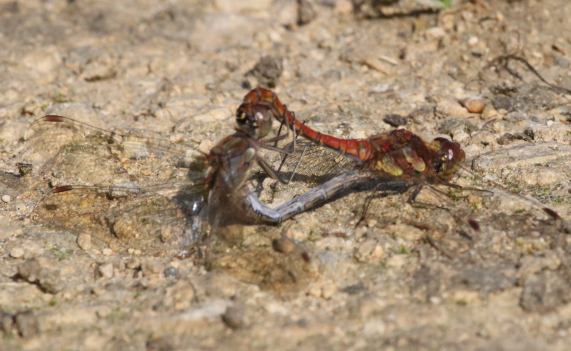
491;54;571;95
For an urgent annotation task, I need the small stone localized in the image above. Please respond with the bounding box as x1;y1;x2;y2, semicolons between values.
467;36;479;46
143;260;163;275
461;98;486;114
284;227;308;241
272;237;296;254
437;98;471;117
1;195;11;203
9;247;24;258
245;55;283;88
426;27;446;40
335;0;353;15
308;284;322;298
321;281;337;299
76;233;92;251
383;114;407;127
102;248;113;256
222;305;248;330
163;266;179;279
97;263;114;279
354;239;385;263
297;0;317;26
165;281;195;310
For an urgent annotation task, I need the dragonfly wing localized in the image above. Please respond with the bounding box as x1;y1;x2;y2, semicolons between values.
33;180;207;255
268;139;362;185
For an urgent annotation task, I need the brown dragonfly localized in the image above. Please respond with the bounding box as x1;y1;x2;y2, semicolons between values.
26;105;371;252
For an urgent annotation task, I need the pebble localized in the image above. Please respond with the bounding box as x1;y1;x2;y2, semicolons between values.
284;225;309;241
143;260;163;275
221;305;248;330
383;114;407;127
9;247;25;258
354;239;385;263
462;98;486;114
163;266;179;279
165;282;196;310
102;248;113;256
308;281;337;300
426;27;446;39
1;194;11;203
297;0;317;26
272;237;296;254
321;281;337;300
97;263;114;279
246;55;283;88
335;0;353;15
437;98;471;117
76;233;92;251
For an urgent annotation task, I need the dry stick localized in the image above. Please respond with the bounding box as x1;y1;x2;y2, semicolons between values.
492;54;571;95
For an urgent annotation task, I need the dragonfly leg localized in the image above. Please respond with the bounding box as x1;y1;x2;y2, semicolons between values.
355;194;376;228
407;184;451;212
256;155;289;184
355;180;410;227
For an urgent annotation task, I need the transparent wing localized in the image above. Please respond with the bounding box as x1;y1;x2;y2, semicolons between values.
19;115;211;255
25;115;205;177
269;138;363;185
33;180;208;255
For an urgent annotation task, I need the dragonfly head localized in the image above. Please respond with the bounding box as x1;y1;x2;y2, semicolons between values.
236;103;273;139
430;137;465;180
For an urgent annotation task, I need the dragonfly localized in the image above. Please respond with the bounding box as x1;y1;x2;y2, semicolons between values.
236;87;561;223
26;107;373;252
238;88;465;197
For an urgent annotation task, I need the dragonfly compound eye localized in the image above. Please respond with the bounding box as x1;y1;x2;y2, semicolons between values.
432;137;466;179
253;111;272;139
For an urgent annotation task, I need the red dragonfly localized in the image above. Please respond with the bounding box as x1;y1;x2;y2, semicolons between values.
238;88;465;194
236;87;560;221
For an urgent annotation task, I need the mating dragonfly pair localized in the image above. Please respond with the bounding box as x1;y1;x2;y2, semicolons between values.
31;88;558;247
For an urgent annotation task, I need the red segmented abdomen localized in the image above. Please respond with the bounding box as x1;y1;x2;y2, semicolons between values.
297;125;373;161
244;88;374;161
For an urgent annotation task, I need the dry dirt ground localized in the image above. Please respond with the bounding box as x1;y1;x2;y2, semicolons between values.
1;0;571;350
